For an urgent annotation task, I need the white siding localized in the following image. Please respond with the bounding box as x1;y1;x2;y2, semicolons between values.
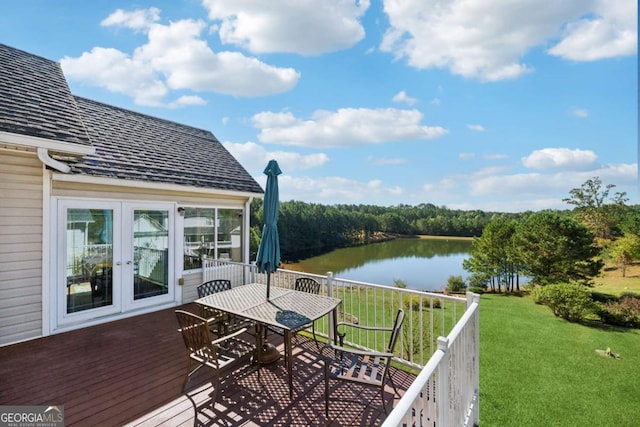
182;271;202;303
0;150;43;345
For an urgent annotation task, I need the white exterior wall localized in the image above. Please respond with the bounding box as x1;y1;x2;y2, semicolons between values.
0;150;43;346
0;163;254;346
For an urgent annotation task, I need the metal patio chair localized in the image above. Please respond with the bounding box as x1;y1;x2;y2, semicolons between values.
174;310;254;400
321;308;405;416
197;279;253;336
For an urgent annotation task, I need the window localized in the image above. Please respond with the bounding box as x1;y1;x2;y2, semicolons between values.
183;207;243;270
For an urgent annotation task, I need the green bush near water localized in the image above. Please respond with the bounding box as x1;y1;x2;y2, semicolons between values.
446;274;467;293
531;283;598;322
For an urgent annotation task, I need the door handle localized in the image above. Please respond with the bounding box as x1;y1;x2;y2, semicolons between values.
115;261;122;266
126;260;132;265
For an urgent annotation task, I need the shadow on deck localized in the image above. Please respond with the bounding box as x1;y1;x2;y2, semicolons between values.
0;305;415;426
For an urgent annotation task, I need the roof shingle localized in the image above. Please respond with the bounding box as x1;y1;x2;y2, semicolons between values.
0;43;263;195
67;96;263;194
0;44;91;146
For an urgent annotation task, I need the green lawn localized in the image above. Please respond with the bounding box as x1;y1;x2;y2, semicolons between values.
480;293;640;427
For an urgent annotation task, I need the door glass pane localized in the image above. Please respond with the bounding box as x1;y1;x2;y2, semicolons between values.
218;209;243;262
134;210;169;300
66;209;113;313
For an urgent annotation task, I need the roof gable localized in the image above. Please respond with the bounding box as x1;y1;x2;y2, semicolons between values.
0;44;91;146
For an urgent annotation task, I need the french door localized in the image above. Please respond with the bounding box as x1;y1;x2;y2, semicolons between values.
58;200;175;325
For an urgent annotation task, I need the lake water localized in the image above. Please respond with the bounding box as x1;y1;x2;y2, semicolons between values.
287;237;472;292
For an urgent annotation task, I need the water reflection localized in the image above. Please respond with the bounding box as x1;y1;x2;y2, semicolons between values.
289;237;472;292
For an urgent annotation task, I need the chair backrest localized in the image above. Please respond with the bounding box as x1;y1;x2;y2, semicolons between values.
294;277;321;294
175;310;218;365
197;279;232;298
386;309;405;353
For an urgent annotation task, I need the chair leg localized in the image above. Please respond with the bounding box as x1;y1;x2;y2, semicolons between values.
387;370;400;396
324;362;330;417
311;322;321;349
380;387;388;414
181;358;193;393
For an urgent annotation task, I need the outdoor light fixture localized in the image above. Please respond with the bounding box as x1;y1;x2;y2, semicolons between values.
177;207;185;216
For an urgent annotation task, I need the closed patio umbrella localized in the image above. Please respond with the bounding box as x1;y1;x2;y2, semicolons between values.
255;159;282;300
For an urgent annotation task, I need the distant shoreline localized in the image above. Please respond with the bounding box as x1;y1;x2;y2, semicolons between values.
416;235;474;241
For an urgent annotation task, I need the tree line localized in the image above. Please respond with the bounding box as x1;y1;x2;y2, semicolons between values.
463;177;639;292
250;200;526;260
251;177;639;289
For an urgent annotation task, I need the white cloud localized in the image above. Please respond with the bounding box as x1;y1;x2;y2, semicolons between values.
468;163;637;197
367;156;407;165
61;47;169;106
548;0;637;61
459;152;475;160
223;141;330;173
522;148;597;170
277;175;403;203
474;165;513;177
101;7;160;31
571;108;589;118
201;0;369;55
392;90;418;106
467;124;486;132
380;0;635;81
253;108;448;147
62;9;300;106
431;98;441;106
423;178;459;193
167;95;207;108
483;154;508;160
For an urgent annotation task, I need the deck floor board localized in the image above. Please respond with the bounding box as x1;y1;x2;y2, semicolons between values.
0;305;415;426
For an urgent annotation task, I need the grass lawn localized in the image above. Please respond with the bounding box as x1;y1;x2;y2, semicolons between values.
479;293;640;426
592;262;640;295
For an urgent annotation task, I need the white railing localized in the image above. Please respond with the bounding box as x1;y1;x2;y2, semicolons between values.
202;259;480;426
382;293;480;427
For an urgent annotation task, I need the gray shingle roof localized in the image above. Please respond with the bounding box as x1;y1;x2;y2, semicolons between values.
0;44;91;146
0;43;263;195
65;96;263;194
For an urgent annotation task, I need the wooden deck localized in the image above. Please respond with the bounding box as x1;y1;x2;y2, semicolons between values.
0;305;416;426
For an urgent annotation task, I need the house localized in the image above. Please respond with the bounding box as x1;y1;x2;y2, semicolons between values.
0;44;264;346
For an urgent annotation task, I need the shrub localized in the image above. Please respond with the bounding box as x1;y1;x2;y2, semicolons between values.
446;275;467;293
598;294;640;328
425;297;442;309
533;283;597;322
531;286;548;305
394;278;407;289
402;294;421;311
468;286;486;294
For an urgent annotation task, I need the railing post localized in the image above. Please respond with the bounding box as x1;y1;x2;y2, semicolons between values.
250;261;257;285
436;336;450;427
327;272;335;343
201;255;207;282
468;292;481;426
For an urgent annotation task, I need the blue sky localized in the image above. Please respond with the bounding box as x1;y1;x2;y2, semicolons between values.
1;0;637;212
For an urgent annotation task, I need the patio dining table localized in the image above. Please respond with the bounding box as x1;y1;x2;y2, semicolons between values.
195;282;342;398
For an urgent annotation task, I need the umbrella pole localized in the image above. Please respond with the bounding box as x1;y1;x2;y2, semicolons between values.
266;273;271;300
